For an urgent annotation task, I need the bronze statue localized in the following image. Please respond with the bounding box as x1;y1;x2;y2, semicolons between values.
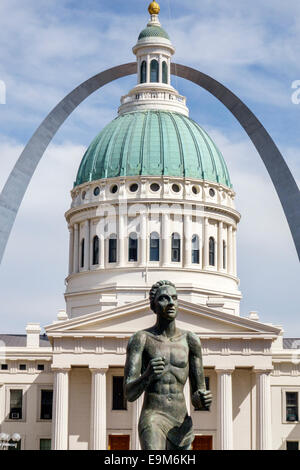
124;280;212;450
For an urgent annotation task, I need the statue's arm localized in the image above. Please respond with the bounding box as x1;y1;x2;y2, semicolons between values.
188;332;212;410
124;331;150;402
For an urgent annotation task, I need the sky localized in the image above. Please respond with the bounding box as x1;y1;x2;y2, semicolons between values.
0;0;299;336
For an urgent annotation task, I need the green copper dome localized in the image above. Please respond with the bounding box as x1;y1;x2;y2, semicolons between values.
138;25;170;40
75;111;232;188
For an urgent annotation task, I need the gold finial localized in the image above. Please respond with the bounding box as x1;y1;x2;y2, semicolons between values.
148;1;160;15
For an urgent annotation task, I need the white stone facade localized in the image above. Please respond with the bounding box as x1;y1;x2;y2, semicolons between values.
0;310;300;450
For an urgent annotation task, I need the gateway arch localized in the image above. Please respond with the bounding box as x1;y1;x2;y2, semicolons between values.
0;62;299;263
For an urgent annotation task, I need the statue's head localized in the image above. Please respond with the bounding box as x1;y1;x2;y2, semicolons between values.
149;280;178;320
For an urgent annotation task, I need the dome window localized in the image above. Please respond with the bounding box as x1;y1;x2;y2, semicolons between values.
80;239;85;268
93;236;99;266
192;185;200;195
128;233;138;262
140;61;147;84
150;59;159;83
209;188;216;197
172;183;181;193
171;233;181;262
209;237;215;266
110;185;118;194
192;235;200;264
94;187;100;196
150;232;160;261
150;183;160;192
162;62;168;84
223;240;226;269
109;235;117;263
130;183;139;193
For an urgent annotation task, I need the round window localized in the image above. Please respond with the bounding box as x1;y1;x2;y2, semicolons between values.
110;185;118;194
209;188;216;197
192;186;199;195
172;184;180;193
93;187;100;196
150;183;160;192
130;183;139;193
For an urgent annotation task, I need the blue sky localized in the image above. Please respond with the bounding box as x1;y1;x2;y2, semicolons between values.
0;0;299;335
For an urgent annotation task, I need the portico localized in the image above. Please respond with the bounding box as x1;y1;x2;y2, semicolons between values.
45;299;280;450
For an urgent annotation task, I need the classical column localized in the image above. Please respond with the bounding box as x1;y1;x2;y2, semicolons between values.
90;368;108;450
99;235;105;269
139;210;147;266
117;208;125;267
233;229;237;276
73;223;79;273
161;212;169;266
68;226;74;275
217;221;223;271
203;217;209;269
255;369;273;450
216;368;234;450
146;55;150;83
183;211;192;268
132;394;143;450
137;58;141;84
84;219;90;271
0;384;4;424
227;225;233;274
51;368;70;450
159;54;163;83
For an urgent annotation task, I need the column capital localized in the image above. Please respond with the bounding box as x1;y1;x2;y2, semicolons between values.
215;367;235;375
51;366;71;373
253;367;273;375
89;367;109;374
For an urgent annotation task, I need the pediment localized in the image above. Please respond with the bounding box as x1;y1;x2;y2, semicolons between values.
45;299;281;338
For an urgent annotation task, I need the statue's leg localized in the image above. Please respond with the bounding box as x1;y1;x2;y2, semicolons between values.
139;427;167;450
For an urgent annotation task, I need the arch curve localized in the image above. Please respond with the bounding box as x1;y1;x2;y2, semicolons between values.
0;61;299;264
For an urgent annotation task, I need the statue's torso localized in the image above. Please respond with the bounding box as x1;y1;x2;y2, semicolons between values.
141;329;189;419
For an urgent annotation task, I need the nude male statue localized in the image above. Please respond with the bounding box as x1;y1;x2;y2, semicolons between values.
124;280;212;450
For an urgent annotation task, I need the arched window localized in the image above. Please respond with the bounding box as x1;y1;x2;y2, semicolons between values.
192;235;200;264
80;239;85;268
109;234;117;263
223;240;226;269
209;237;215;266
129;233;138;262
171;233;181;262
150;232;160;261
162;61;168;84
140;61;147;84
93;236;99;265
150;59;159;82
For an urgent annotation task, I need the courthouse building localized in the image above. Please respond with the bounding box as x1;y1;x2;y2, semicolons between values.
0;2;299;451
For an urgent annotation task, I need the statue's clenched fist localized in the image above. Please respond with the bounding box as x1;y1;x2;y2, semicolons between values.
146;356;166;380
192;389;212;411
